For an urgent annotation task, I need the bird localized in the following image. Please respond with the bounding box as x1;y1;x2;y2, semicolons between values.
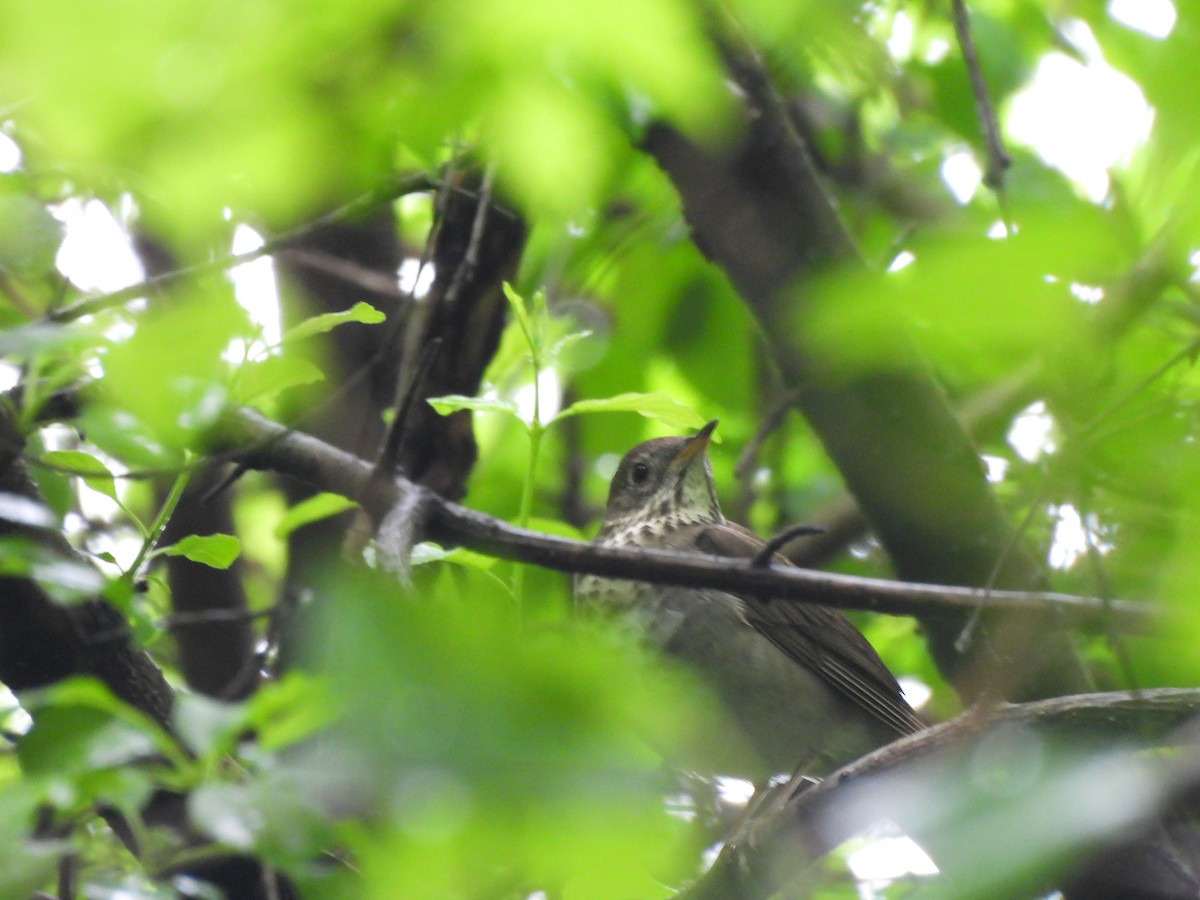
575;420;922;779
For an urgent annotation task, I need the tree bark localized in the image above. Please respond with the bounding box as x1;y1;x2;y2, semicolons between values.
639;37;1090;701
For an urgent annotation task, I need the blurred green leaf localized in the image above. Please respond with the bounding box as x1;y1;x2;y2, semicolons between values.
174;674;334;764
173;692;249;761
99;286;245;452
78;406;178;470
503;282;534;349
427;394;521;418
190;775;335;865
41;449;118;501
545;328;594;369
244;673;336;752
156;533;241;569
0;782;62;897
18;678;182;776
552;391;707;432
280;301;386;344
411;541;499;571
232;353;325;405
274;492;357;539
306;566;700;894
801;203;1121;382
0;187;63;275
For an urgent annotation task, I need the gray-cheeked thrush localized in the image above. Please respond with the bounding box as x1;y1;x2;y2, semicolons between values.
576;420;922;779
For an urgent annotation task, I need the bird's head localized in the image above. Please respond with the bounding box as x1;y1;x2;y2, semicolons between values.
601;419;722;530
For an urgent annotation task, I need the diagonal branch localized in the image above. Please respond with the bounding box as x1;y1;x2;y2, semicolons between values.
952;0;1011;191
215;406;1167;634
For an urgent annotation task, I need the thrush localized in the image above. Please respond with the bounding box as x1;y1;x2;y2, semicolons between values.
576;420;922;779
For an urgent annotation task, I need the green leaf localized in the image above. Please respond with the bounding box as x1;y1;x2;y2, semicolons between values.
552;392;708;432
232;354;325;404
411;541;498;570
0;190;63;275
18;678;183;774
427;394;520;418
281;302;386;344
19;705;159;774
0;781;63;898
100;285;242;453
173;693;248;759
274;492;357;539
190;774;335;865
244;672;336;751
544;328;594;367
157;533;241;569
503;282;532;345
41;449;118;501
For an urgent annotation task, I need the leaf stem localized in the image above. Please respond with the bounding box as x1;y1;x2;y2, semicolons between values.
512;361;543;615
123;460;191;584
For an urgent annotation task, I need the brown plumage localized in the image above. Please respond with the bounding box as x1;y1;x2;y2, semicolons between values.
576;420;921;778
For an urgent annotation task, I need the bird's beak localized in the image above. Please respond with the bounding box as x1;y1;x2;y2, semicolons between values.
674;419;718;468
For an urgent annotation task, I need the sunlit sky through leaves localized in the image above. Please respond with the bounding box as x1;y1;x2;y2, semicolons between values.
1007;20;1154;202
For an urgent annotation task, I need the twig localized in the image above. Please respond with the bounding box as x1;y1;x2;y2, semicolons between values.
751;523;826;568
734;389;797;482
952;0;1011;191
163;606;275;628
372;337;443;483
441;162;497;310
278;247;409;298
361;336;443;577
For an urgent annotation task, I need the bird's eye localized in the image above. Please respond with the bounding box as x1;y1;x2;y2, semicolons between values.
630;462;651;485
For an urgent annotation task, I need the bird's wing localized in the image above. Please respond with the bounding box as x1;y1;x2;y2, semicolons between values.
691;521;923;737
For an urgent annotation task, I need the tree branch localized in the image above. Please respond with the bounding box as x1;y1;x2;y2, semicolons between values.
683;687;1200;900
952;0;1011;191
642;21;1091;701
215;406;1167;634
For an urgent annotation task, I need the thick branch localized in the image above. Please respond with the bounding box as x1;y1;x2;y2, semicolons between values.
0;412;173;726
685;688;1200;900
215;407;1166;633
642;27;1090;700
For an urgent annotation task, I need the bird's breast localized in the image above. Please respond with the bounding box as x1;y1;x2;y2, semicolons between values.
575;511;722;620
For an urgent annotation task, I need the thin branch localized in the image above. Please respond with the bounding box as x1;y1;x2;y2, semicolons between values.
47;172;436;324
441;161;497;310
706;13;867;267
162;607;275;628
952;0;1011;191
734;388;797;483
215;406;1169;634
278;247;410;299
751;523;825;568
373;338;442;483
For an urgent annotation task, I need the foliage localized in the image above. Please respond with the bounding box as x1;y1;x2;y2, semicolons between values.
1;0;1199;897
